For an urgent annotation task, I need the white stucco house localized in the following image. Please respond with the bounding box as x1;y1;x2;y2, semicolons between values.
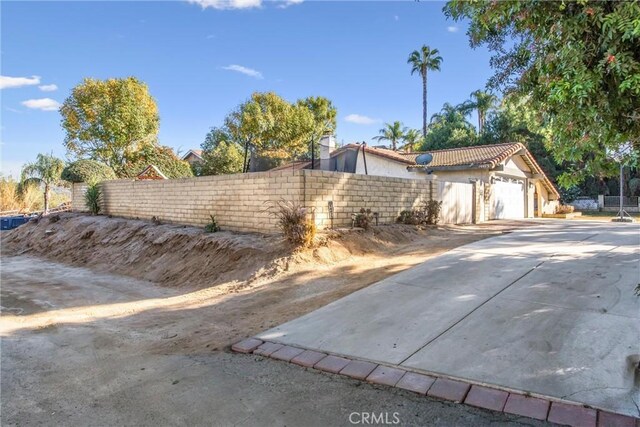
272;137;560;220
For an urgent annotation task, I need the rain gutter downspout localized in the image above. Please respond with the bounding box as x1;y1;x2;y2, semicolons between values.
361;143;368;175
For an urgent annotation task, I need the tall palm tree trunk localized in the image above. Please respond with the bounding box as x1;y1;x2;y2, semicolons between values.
44;185;50;214
422;72;428;140
478;111;483;133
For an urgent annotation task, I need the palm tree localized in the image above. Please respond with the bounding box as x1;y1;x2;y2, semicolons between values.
21;153;65;214
401;128;424;152
373;121;407;151
430;103;473;128
469;90;498;133
407;45;443;140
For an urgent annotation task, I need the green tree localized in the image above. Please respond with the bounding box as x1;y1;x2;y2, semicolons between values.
21;153;65;214
401;128;424;152
61;159;117;184
444;0;640;186
422;103;477;150
408;45;443;141
373;121;408;151
467;90;498;133
228;92;314;171
219;92;336;172
197;127;244;176
60;77;160;176
296;96;337;165
122;145;193;179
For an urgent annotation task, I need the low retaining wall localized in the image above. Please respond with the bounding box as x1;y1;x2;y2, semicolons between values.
72;170;464;233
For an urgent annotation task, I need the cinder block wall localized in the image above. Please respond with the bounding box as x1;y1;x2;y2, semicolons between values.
301;170;434;228
71;170;445;233
71;183;89;212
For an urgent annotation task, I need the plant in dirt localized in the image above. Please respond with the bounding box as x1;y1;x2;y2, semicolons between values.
397;210;423;225
266;200;316;247
205;214;221;233
354;208;374;230
424;200;442;225
84;184;101;215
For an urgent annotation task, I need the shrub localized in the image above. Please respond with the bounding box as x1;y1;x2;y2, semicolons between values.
354;208;374;230
555;204;575;214
84;184;101;215
267;200;316;247
397;209;423;225
397;201;441;225
62;160;116;184
424;200;443;225
205;214;221;233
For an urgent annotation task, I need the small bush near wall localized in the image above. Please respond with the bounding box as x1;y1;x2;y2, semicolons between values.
397;200;442;225
205;215;221;232
555;204;575;214
85;184;101;215
267;200;316;247
425;200;443;225
354;208;374;230
397;210;421;225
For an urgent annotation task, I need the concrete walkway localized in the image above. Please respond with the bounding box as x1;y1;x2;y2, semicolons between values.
259;221;640;417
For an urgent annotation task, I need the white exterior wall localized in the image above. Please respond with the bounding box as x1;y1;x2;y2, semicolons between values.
499;157;531;179
354;152;415;179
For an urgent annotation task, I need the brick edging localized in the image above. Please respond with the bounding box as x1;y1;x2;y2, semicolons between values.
232;338;639;427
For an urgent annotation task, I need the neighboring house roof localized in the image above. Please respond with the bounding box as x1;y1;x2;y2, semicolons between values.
270;144;414;171
182;149;203;161
137;165;168;180
336;143;415;165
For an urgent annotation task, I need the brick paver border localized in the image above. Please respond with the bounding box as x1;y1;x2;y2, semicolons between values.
232;338;640;426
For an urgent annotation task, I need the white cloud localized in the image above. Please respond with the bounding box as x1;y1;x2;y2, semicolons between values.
21;98;61;111
39;84;58;92
447;25;459;33
277;0;303;8
222;64;263;79
187;0;261;10
0;75;41;89
344;114;378;125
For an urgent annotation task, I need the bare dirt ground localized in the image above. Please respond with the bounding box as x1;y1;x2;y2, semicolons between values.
1;214;547;426
1;214;538;351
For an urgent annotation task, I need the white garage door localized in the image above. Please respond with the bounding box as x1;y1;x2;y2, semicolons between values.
491;181;524;219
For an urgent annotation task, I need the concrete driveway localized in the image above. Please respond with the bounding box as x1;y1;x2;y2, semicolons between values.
258;221;640;417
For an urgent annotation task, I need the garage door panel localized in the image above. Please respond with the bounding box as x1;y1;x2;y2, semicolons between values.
491;181;524;219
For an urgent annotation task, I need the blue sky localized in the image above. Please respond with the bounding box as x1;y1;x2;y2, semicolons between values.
1;0;494;177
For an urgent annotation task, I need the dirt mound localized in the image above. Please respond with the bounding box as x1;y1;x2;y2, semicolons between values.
2;213;441;290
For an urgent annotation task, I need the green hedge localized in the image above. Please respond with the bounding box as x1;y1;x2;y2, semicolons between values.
61;160;116;183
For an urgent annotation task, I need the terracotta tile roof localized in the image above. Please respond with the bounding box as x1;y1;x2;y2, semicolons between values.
400;143;559;198
400;143;524;169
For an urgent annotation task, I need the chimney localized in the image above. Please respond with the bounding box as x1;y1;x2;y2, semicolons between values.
319;133;336;170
